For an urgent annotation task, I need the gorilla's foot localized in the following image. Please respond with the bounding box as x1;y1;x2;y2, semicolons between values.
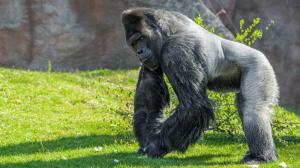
242;153;265;164
242;151;277;164
145;142;168;158
144;135;170;158
137;147;146;155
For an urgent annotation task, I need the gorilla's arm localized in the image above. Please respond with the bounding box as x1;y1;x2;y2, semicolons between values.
145;39;214;157
134;66;169;152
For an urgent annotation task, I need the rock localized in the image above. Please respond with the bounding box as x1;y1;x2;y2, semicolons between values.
128;0;234;40
0;0;231;70
28;0;137;70
0;0;32;67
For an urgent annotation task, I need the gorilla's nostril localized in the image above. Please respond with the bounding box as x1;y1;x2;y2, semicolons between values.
137;49;143;55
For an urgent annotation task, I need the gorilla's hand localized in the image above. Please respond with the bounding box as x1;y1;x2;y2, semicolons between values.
137;147;146;155
144;134;169;158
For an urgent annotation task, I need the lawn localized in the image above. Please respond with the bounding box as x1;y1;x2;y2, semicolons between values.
0;68;299;168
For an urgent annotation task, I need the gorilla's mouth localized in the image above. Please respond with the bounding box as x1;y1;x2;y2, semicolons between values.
137;48;152;63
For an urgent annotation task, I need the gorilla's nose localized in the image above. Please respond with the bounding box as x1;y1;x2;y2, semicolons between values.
137;49;144;55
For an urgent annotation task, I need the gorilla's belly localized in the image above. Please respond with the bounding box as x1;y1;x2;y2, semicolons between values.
207;63;241;92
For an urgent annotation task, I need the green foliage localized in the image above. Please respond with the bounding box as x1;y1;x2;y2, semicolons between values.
208;92;242;136
235;18;275;46
194;15;204;27
207;91;300;140
235;18;263;46
195;15;275;46
194;15;215;33
194;15;300;138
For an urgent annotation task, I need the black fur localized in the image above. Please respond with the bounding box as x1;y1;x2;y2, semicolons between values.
134;66;169;153
123;8;214;157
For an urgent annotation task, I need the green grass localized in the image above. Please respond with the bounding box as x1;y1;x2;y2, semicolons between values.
0;68;299;168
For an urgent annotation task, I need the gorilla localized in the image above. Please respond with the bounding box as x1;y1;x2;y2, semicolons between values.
122;7;279;163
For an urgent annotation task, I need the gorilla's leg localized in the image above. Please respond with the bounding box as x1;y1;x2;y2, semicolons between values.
241;92;277;162
235;93;244;122
222;39;279;163
239;64;278;163
134;66;169;153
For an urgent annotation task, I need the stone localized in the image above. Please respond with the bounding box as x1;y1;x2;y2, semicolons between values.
0;0;231;70
0;0;32;67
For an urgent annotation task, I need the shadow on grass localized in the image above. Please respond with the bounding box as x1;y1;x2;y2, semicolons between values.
0;133;246;157
0;152;237;168
201;133;245;145
0;133;134;156
279;136;300;144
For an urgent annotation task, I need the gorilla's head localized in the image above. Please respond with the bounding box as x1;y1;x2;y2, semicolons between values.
122;8;163;71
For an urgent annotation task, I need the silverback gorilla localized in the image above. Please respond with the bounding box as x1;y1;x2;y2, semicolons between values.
122;8;279;163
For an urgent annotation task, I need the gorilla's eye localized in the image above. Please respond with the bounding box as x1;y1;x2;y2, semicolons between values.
138;36;145;41
132;36;145;46
132;36;145;48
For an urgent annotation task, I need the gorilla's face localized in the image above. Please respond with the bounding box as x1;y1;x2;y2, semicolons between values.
122;10;162;71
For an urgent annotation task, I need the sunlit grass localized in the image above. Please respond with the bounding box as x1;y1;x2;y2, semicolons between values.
0;68;299;168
